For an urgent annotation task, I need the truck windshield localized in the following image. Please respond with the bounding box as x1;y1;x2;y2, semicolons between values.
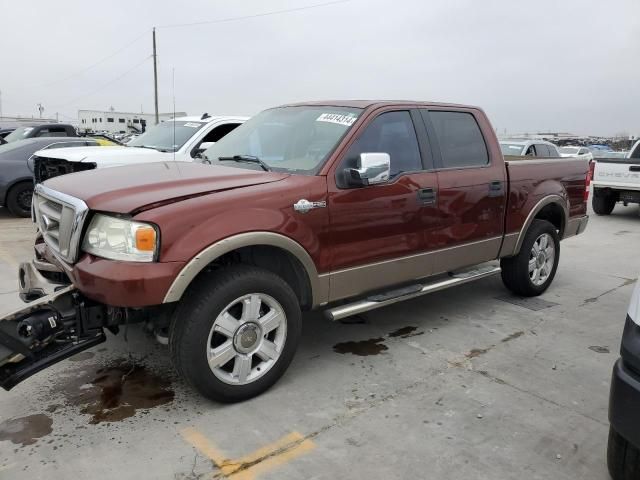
4;127;34;143
128;121;206;152
203;106;362;174
559;147;580;154
500;143;525;156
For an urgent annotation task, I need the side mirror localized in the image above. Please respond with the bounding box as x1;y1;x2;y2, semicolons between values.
194;141;215;158
346;152;391;186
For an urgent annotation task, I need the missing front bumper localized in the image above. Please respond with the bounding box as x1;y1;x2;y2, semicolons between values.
0;285;106;390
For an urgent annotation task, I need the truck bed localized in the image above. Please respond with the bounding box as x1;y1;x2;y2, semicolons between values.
503;155;590;237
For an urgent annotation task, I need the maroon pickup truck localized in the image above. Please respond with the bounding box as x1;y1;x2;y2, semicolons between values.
0;101;589;402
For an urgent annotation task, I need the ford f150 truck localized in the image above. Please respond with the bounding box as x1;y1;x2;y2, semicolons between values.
591;140;640;215
31;115;247;183
0;101;590;402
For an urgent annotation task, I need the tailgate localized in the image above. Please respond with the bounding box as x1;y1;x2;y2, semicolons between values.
593;159;640;190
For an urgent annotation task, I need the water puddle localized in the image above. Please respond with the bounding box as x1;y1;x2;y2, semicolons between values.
333;338;388;356
388;326;424;339
57;360;174;424
0;414;53;446
589;345;610;354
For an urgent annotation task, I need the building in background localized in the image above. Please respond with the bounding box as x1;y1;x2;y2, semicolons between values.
78;109;187;134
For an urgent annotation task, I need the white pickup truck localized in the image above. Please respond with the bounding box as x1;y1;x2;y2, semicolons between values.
592;140;640;215
31;115;248;183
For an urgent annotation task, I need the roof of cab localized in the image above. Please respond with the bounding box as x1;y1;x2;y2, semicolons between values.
278;100;479;110
172;115;249;123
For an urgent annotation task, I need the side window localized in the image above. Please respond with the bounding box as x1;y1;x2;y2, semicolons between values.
535;144;550;157
343;111;422;179
201;123;241;143
427;111;488;168
525;145;536;156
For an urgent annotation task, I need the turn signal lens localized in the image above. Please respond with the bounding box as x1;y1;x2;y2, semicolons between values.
135;227;157;252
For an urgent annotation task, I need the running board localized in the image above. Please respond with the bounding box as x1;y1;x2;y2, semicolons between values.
325;265;501;321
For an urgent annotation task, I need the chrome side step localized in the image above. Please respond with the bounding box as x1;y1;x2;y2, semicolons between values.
325;265;501;321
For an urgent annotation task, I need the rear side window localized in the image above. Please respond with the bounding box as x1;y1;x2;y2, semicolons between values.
535;144;551;157
344;111;422;178
426;111;488;168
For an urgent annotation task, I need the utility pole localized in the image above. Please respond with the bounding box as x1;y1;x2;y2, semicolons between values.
152;27;159;125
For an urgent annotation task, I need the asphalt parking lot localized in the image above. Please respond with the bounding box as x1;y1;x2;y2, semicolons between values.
0;201;638;480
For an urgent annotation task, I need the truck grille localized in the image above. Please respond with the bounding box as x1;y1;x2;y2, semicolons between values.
32;185;89;264
33;156;97;183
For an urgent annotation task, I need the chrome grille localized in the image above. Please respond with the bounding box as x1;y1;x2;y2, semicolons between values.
32;184;89;264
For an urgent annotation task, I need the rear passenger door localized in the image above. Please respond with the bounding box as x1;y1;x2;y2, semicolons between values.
420;109;506;274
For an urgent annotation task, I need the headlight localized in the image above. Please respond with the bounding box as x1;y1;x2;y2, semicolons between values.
82;214;158;262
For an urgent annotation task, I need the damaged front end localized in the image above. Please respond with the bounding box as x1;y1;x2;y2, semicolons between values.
0;263;107;390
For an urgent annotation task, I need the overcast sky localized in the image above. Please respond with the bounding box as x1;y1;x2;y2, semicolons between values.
1;0;639;135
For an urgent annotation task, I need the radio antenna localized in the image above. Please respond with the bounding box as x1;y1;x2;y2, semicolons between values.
172;67;176;163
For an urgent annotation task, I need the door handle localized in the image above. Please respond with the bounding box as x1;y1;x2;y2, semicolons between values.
489;180;503;196
417;188;436;204
630;166;640;172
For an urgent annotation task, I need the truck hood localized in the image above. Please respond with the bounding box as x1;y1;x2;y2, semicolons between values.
34;145;176;166
42;162;289;213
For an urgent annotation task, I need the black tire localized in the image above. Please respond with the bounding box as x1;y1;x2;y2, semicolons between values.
593;188;617;215
500;219;560;297
608;427;640;480
169;265;302;403
6;181;33;217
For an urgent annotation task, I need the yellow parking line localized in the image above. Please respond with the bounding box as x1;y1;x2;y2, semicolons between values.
180;428;315;479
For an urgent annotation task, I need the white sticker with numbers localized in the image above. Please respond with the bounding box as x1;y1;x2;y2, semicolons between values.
316;113;357;127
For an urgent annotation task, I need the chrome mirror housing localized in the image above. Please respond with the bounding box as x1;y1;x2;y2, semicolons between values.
347;152;391;186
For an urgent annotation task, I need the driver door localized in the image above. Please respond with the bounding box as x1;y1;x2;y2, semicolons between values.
326;109;440;302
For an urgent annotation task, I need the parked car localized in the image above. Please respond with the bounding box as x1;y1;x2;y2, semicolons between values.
608;278;640;480
31;115;247;183
591;139;640;214
559;146;594;161
0;137;100;217
0;100;590;402
0;128;15;143
2;124;78;143
499;139;561;157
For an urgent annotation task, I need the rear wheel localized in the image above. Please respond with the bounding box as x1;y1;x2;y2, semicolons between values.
500;219;560;296
592;188;617;215
6;182;33;218
608;426;640;480
169;265;301;403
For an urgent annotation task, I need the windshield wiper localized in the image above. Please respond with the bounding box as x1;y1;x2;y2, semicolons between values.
133;145;170;153
218;155;270;172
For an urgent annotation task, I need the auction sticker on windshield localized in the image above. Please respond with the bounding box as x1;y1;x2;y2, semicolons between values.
316;113;357;127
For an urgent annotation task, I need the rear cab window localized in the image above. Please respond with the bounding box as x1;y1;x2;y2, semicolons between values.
422;110;489;168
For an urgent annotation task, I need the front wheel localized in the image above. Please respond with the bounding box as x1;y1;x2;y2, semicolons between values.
608;427;640;480
500;219;560;297
6;182;33;218
169;265;301;403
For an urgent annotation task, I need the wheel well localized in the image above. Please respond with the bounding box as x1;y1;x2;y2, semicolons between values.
200;245;313;310
534;203;565;236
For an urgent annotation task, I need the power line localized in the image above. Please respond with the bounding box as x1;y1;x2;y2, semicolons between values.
156;0;350;29
34;29;151;88
52;56;152;110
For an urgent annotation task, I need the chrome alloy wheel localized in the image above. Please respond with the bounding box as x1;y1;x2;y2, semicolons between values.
529;233;555;286
206;293;287;385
